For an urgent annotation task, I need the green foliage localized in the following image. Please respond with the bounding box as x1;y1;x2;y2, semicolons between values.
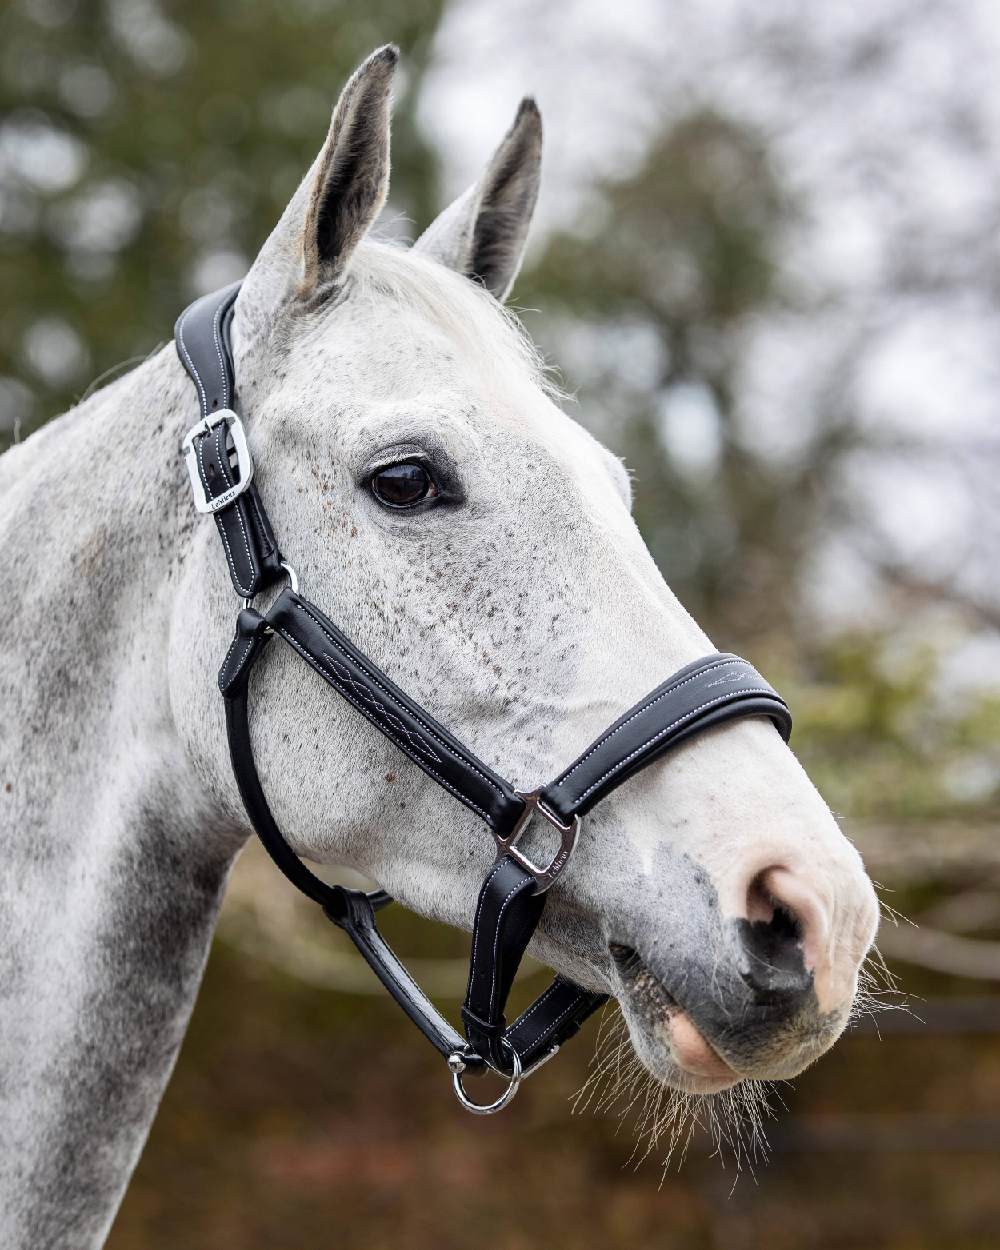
790;636;1000;823
523;110;809;638
0;0;445;436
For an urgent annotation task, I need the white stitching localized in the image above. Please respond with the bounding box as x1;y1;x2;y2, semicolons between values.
556;658;747;785
292;599;508;804
505;979;562;1037
210;422;255;591
322;654;441;764
248;489;274;555
196;432;253;597
175;302;207;413
273;626;492;824
487;879;527;1018
211;297;230;408
220;635;253;687
508;994;584;1048
571;687;778;805
467;859;507;994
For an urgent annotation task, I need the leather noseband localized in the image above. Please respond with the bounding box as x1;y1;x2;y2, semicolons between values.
175;283;792;1113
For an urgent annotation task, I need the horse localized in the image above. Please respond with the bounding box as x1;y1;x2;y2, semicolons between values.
0;45;879;1248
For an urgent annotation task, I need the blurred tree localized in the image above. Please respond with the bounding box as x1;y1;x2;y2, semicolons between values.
520;104;999;841
0;0;445;438
522;110;806;642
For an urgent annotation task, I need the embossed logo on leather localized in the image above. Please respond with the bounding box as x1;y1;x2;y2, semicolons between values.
704;664;749;689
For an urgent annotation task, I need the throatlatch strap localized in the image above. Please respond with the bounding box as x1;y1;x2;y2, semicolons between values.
220;609;476;1067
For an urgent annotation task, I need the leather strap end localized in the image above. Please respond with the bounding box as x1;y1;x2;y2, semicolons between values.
219;608;271;696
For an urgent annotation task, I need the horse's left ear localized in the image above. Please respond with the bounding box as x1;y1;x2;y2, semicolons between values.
413;98;542;301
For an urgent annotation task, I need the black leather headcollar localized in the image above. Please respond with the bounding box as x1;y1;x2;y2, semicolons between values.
175;283;792;1113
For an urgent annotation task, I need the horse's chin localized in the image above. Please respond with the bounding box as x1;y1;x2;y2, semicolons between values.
608;942;744;1094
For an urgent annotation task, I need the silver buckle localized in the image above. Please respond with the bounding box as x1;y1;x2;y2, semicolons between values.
181;409;254;514
493;790;581;893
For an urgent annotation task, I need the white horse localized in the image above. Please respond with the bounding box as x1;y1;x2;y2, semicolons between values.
0;46;878;1248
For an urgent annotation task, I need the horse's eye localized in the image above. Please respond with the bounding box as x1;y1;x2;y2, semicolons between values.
369;461;438;509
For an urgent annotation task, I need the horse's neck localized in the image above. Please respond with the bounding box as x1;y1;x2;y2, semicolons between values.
0;349;238;1249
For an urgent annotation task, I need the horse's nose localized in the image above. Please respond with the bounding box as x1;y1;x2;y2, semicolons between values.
735;866;832;1006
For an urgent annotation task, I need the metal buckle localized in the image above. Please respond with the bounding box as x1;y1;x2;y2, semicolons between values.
181;408;254;514
493;790;581;893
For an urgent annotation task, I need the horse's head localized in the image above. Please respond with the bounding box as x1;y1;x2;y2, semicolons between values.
175;47;878;1097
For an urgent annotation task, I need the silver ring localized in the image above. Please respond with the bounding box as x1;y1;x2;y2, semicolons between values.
241;560;299;612
449;1043;523;1116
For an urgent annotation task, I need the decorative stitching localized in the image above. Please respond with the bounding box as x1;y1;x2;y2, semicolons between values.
555;658;748;786
211;295;231;408
247;489;274;557
572;687;782;806
509;994;585;1049
353;928;456;1052
321;653;441;764
291;598;509;806
272;625;492;825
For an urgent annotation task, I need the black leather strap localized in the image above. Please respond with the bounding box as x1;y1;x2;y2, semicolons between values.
266;589;526;832
540;653;791;823
461;857;608;1073
175;283;284;598
506;977;607;1067
175;282;241;416
461;856;545;1068
220;609;480;1068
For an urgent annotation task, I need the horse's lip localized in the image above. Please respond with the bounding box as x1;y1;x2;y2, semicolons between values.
609;941;680;1011
608;941;743;1084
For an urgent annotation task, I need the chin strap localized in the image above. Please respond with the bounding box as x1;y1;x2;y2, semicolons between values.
177;283;793;1114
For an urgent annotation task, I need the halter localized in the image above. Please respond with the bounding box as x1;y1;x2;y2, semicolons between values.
175;282;792;1114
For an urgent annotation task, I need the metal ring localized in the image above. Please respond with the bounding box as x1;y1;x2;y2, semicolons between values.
449;1043;523;1116
280;559;299;593
241;560;299;612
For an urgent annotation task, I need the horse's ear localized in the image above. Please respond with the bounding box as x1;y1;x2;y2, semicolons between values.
299;44;397;296
413;98;541;302
241;46;397;314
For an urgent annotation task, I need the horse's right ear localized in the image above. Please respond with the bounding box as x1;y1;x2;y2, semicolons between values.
242;45;397;312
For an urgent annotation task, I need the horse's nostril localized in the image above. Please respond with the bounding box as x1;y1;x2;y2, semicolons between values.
736;870;814;1002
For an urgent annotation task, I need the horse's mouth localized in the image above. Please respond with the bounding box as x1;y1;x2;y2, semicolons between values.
608;942;743;1093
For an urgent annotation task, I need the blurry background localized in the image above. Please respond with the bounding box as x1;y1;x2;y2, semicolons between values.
3;0;999;1246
